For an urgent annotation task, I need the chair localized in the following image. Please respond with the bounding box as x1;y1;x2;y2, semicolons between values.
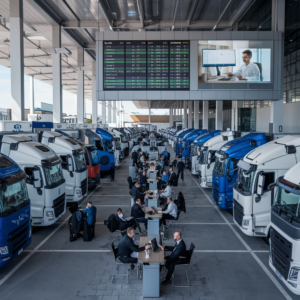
110;241;140;285
162;210;182;239
172;243;195;287
127;176;134;190
254;62;262;81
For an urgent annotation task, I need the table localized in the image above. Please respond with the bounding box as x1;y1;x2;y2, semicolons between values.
138;237;165;298
145;191;159;208
147;178;158;189
144;207;162;241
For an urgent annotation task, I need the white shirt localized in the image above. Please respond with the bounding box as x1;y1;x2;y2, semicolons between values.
162;201;178;218
161;186;172;198
234;62;260;81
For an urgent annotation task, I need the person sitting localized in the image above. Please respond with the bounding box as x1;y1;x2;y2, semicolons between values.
169;167;177;186
157;171;169;190
131;198;148;230
131;182;144;203
160;197;178;228
139;171;148;185
144;151;149;160
132;149;138;166
79;201;97;238
160;232;187;285
117;227;151;267
159;182;172;198
161;171;169;183
158;157;164;169
116;208;134;231
162;150;169;158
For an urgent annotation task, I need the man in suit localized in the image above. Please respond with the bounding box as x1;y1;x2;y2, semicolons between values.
132;149;138;166
169;167;177;186
80;201;97;238
131;198;148;230
116;208;134;231
117;227;151;266
177;158;185;181
160;232;187;285
131;182;144;203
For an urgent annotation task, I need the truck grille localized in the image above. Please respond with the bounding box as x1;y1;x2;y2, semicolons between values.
7;221;29;255
212;182;219;203
271;227;292;280
233;200;244;227
81;178;88;195
52;193;66;218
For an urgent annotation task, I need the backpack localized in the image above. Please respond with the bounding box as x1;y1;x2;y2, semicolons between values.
105;214;118;232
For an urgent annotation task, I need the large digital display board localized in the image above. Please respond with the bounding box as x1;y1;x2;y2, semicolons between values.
103;41;190;90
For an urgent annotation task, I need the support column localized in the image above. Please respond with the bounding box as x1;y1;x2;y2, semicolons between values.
92;61;97;125
183;101;187;128
112;101;116;123
203;101;208;130
215;101;223;130
77;48;84;123
102;101;106;124
194;101;199;129
107;102;112;123
231;101;238;131
10;0;24;120
29;76;34;115
188;101;193;128
169;106;173;127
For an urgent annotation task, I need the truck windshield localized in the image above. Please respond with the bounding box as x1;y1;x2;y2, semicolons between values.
199;148;208;165
114;139;121;150
235;168;255;194
73;153;86;172
190;144;196;156
44;163;65;188
274;186;300;220
0;180;29;214
214;157;227;176
121;136;128;143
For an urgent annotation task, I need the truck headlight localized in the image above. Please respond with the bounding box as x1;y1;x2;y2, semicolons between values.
243;220;250;226
0;246;9;255
76;190;81;195
46;211;54;217
289;267;300;281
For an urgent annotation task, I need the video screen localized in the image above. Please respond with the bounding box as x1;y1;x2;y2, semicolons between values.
198;40;271;83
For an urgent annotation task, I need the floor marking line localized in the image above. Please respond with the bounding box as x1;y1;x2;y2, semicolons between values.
186;166;292;300
24;250;111;253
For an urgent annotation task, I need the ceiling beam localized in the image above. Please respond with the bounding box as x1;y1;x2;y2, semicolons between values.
230;0;254;28
187;0;199;25
212;0;234;31
137;0;145;29
99;0;114;31
172;0;179;31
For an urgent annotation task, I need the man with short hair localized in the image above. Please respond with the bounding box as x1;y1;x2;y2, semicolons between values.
131;198;148;230
131;181;144;203
117;227;151;266
132;149;138;166
159;182;172;198
169;167;177;186
160;197;178;228
116;208;134;231
80;201;97;238
228;50;260;81
177;158;185;181
160;232;187;285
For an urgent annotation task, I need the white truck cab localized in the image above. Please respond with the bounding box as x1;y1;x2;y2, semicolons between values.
269;161;300;295
39;131;88;202
0;134;66;226
111;132;121;165
233;135;300;238
198;131;236;188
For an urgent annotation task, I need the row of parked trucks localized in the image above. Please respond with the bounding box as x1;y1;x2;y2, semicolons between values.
0;120;140;268
161;126;300;295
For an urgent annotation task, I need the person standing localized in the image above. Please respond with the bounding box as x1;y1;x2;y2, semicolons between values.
80;201;97;238
132;149;138;166
177;159;185;181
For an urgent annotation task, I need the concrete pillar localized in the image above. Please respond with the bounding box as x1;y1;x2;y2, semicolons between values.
108;102;112;123
102;101;106;124
194;101;199;129
169;106;173;127
10;0;24;121
188;101;193;128
29;76;34;115
77;48;84;123
113;101;116;123
203;101;208;130
183;101;187;128
92;61;97;125
216;101;223;130
231;101;238;131
149;107;151;123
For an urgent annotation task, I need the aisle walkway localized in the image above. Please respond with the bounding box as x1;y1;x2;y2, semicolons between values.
0;145;297;300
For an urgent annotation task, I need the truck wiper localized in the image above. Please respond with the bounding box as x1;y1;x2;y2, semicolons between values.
10;205;17;212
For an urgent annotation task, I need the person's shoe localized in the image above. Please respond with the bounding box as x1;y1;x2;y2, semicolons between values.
130;263;135;270
161;279;171;285
163;225;170;230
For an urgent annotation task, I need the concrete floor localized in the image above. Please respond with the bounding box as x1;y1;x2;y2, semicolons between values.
0;144;298;300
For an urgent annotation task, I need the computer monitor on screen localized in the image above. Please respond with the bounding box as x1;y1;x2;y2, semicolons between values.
202;49;236;76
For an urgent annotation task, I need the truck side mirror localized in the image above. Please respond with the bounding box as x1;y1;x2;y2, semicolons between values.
257;174;265;196
33;169;42;189
228;161;234;176
207;152;212;164
67;156;74;172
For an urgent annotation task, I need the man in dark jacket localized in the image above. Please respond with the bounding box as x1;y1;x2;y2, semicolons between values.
80;201;97;238
160;232;187;285
131;198;148;229
177;159;185;181
116;208;134;231
117;227;151;264
131;182;144;203
169;167;177;186
132;149;138;166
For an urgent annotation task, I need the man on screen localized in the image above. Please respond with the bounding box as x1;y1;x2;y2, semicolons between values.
228;50;260;81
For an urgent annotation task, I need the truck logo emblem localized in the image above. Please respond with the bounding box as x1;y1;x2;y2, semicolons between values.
57;125;62;128
38;115;42;121
14;124;22;130
12;215;24;226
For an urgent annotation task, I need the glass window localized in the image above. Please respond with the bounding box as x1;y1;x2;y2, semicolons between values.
73;153;86;172
90;149;100;165
238;108;256;131
43;163;64;188
214;157;227;176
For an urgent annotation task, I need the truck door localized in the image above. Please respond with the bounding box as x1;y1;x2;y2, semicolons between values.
253;171;275;232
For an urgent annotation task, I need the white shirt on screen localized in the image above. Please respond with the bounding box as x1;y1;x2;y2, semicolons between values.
234;62;260;81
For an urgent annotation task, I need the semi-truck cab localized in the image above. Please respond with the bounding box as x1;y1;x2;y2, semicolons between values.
0;154;31;267
212;133;267;209
174;129;193;155
269;162;300;295
111;128;129;157
110;132;121;165
39;131;88;203
197;131;236;188
190;130;221;176
233;135;300;238
0;134;66;226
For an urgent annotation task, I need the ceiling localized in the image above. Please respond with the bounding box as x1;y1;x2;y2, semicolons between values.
133;100;186;109
0;0;255;105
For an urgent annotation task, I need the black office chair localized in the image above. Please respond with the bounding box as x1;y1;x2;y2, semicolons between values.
162;210;182;239
172;243;195;287
127;176;134;190
111;240;140;285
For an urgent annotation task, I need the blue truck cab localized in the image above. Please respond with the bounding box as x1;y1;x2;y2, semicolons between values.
95;128;114;154
174;129;193;155
181;129;208;158
0;154;31;267
212;133;267;209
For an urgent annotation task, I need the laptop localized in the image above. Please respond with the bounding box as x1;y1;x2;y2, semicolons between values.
150;237;162;253
151;206;158;214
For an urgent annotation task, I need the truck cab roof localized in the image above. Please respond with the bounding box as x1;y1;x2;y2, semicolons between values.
193;130;221;145
217;133;267;159
183;129;208;141
243;135;300;166
175;128;191;137
203;131;236;148
279;160;300;187
96;128;114;141
0;153;23;178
